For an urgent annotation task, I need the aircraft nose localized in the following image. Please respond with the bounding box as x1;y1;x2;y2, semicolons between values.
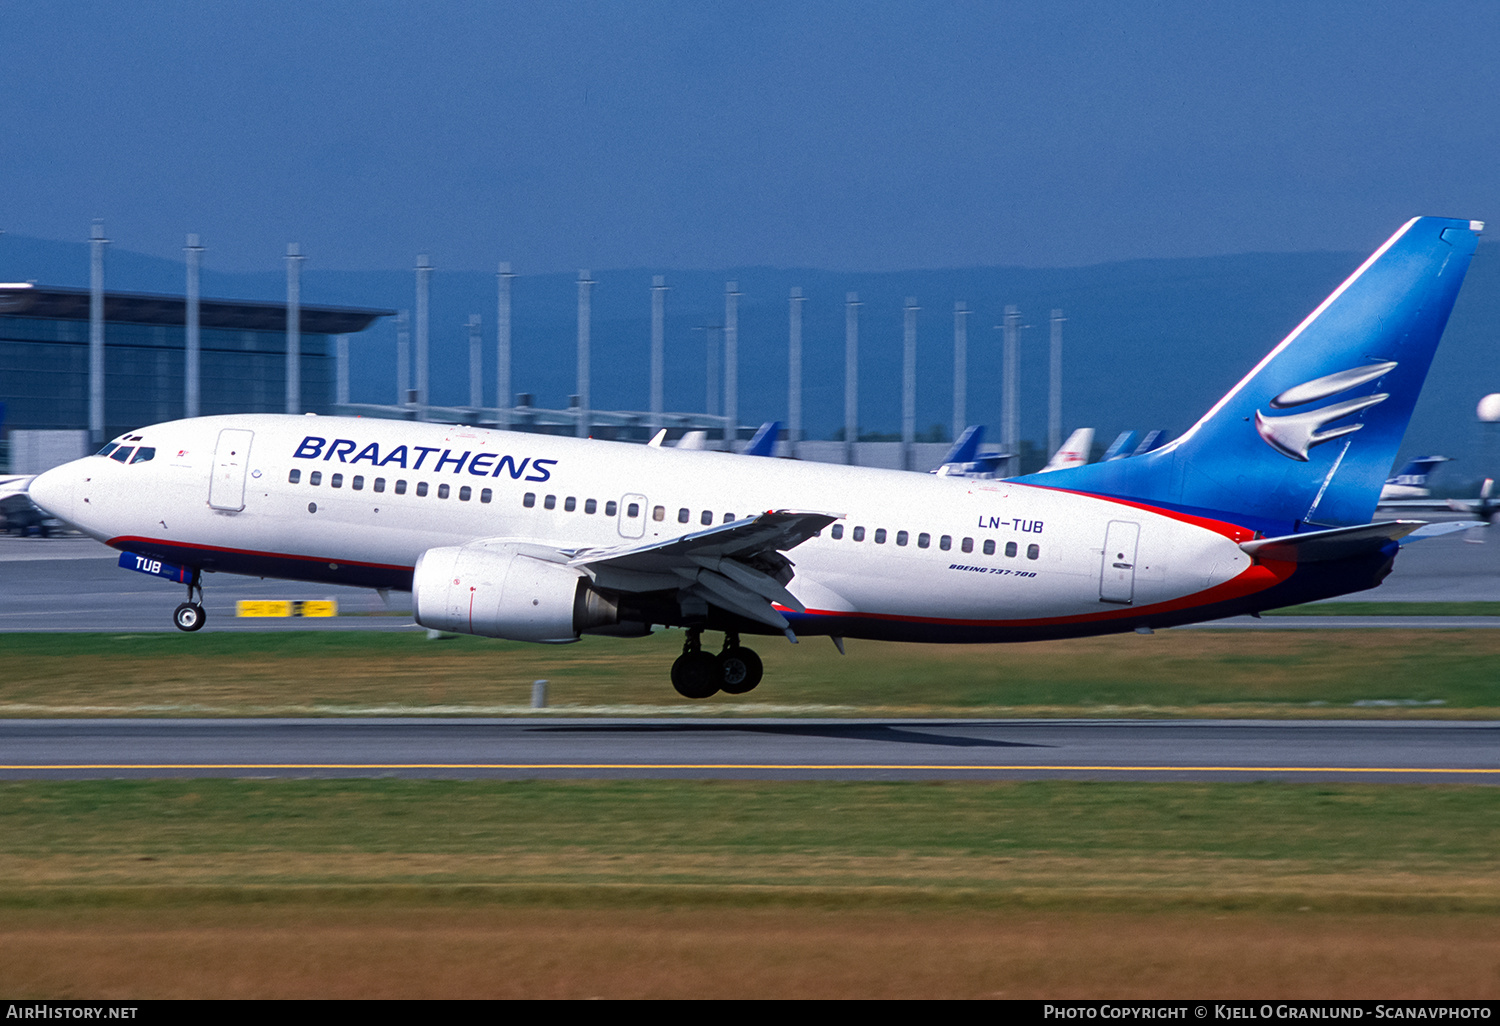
27;463;79;524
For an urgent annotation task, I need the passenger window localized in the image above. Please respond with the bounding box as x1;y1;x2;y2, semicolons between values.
940;535;952;551
723;513;734;523
853;526;865;542
309;471;322;486
110;447;134;463
1005;541;1017;557
653;506;665;522
544;494;556;510
961;537;973;553
585;499;597;514
130;447;155;464
983;539;995;556
288;469;301;484
395;480;407;495
700;510;712;525
416;481;428;497
481;488;492;503
1027;544;1040;560
460;486;472;501
606;501;618;516
331;474;343;488
678;508;690;524
627;503;640;518
523;492;535;507
565;496;577;512
874;528;887;544
438;484;450;499
352;475;364;491
373;478;385;493
831;524;844;540
896;530;908;546
917;532;930;549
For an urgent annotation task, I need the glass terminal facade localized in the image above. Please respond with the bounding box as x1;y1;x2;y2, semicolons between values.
0;286;391;437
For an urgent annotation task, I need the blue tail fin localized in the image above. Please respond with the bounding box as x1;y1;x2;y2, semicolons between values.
1386;455;1450;488
743;421;782;457
940;425;986;465
1017;217;1483;532
1101;431;1138;461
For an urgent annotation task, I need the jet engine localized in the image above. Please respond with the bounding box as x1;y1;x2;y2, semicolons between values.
412;542;623;643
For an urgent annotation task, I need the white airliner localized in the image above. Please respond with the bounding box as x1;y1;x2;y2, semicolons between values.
26;216;1484;698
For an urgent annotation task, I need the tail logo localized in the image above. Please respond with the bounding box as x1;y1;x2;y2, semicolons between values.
1254;361;1396;462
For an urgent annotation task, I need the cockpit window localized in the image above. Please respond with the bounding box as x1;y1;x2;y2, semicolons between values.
96;443;119;458
130;447;156;464
109;447;135;464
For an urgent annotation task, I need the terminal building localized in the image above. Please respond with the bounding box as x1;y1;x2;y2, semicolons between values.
0;284;392;468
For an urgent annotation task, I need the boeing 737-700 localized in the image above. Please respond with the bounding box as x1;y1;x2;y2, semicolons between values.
25;216;1484;698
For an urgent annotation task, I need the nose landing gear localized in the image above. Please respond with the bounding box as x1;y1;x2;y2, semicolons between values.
670;629;764;699
172;568;206;632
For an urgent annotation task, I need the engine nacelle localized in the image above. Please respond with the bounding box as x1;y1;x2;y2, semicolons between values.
412;542;621;643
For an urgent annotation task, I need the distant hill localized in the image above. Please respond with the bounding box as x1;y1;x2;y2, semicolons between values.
3;232;1496;486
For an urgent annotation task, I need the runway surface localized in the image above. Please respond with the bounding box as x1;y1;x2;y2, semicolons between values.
3;522;1499;633
2;718;1494;782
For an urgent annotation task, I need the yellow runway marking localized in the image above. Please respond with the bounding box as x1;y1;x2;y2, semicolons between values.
0;763;1496;774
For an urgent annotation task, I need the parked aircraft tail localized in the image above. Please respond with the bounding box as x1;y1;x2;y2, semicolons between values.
1037;428;1094;473
1380;455;1451;499
1017;217;1484;533
743;421;782;457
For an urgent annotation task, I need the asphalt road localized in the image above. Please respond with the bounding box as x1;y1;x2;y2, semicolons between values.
2;521;1499;633
1;717;1494;782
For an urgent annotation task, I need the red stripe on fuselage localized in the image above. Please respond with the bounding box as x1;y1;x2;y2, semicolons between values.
784;560;1296;629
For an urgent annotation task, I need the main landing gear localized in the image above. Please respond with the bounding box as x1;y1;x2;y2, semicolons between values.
173;568;206;632
671;629;763;699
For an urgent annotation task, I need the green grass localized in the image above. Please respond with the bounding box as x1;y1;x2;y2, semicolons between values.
2;629;1499;716
1267;602;1500;616
0;779;1496;913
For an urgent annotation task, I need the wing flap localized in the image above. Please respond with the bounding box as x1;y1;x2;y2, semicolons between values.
568;509;839;629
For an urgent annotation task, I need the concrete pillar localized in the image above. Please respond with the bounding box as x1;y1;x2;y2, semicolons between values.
1003;304;1020;476
844;292;860;465
1049;309;1065;458
497;262;514;428
724;281;740;451
88;220;108;444
788;287;804;458
285;243;303;415
336;335;350;406
415;255;431;419
395;310;410;406
650;275;667;436
576;270;593;437
468;314;482;409
953;301;969;444
903;297;919;471
184;234;203;418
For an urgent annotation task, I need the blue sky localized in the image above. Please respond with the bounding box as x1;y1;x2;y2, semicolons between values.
2;1;1497;273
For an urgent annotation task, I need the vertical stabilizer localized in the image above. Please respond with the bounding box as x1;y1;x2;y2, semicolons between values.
1018;217;1483;532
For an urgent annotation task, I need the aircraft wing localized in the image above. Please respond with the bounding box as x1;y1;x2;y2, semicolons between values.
565;509;840;634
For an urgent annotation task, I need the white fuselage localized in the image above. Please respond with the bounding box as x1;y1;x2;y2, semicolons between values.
29;414;1274;642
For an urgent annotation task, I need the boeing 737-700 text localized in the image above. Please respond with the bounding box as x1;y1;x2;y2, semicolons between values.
26;216;1484;697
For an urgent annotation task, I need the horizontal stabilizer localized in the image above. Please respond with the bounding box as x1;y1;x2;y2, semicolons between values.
1399;521;1474;545
1240;520;1423;563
